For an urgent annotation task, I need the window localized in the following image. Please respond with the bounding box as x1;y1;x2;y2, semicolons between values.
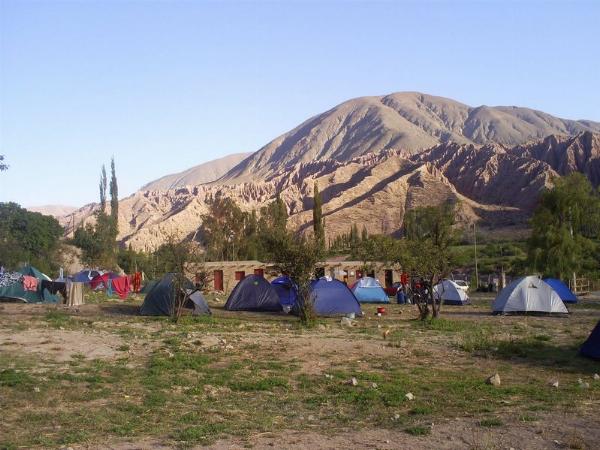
254;268;264;277
235;271;245;281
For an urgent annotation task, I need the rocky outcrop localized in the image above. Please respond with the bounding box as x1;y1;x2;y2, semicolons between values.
60;132;600;251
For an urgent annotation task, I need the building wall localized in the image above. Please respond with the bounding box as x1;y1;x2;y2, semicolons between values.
188;260;401;293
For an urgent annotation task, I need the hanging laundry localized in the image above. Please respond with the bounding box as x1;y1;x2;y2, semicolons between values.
132;272;142;293
41;280;67;299
111;276;130;299
22;275;38;291
66;281;84;306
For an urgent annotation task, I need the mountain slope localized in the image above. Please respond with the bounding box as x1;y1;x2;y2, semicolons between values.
61;132;600;251
27;205;78;218
141;152;251;191
220;92;600;183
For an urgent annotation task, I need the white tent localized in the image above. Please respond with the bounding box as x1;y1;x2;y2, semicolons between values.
433;279;469;305
492;276;568;314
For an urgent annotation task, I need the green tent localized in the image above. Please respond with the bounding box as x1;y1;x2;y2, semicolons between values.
0;266;58;303
19;265;52;281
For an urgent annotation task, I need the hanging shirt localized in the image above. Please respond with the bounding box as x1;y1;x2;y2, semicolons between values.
22;275;38;291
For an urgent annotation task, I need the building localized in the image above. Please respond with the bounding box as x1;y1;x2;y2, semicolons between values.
188;259;402;293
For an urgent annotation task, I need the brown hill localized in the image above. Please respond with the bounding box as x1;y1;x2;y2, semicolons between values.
219;92;600;183
140;152;251;191
60;132;600;251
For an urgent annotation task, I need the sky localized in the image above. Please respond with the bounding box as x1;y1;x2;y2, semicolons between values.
1;0;599;207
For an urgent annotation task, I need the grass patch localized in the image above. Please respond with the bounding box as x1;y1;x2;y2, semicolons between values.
479;418;503;427
404;425;431;436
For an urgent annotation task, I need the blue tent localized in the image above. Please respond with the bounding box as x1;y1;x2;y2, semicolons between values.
225;275;282;312
271;276;298;308
580;321;600;360
309;278;362;317
543;278;577;303
71;269;101;283
351;277;389;303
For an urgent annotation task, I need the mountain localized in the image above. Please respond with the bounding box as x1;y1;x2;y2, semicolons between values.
60;132;600;252
219;92;600;183
27;205;78;218
141;152;251;191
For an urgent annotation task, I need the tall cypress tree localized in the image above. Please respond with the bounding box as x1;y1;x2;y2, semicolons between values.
313;182;324;250
109;157;119;238
99;165;107;213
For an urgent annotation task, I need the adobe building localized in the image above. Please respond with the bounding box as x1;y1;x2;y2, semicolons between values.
188;259;402;293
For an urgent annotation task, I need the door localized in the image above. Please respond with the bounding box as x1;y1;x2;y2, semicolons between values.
214;270;223;291
385;270;393;288
235;271;245;281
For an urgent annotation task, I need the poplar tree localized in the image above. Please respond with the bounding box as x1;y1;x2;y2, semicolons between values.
313;182;324;250
109;157;119;239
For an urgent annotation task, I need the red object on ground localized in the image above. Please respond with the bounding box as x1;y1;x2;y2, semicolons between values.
377;307;386;315
111;276;130;299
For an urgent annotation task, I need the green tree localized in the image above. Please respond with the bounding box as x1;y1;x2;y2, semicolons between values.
109;157;119;239
0;202;64;274
99;164;107;212
72;162;119;268
398;202;457;319
262;230;321;325
528;173;600;280
312;182;324;251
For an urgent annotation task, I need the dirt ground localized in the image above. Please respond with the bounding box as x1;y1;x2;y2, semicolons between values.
1;292;599;449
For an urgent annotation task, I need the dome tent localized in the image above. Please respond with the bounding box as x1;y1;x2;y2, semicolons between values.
0;266;59;303
351;277;389;303
140;273;211;316
543;278;577;303
71;269;102;283
433;279;470;305
308;277;362;317
271;276;298;311
580;321;600;360
492;276;568;314
225;274;282;312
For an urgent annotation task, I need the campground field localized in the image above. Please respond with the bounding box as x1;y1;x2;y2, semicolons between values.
1;293;600;450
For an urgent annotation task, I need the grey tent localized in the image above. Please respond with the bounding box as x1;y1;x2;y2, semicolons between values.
140;273;211;316
224;275;282;312
492;276;568;314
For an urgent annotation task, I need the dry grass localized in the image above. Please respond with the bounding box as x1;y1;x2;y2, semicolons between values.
0;293;599;449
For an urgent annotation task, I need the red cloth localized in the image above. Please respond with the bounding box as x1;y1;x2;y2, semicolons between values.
111;276;130;299
23;275;38;291
132;272;142;293
90;273;110;290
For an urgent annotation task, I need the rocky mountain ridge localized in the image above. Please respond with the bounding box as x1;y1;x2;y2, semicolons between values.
60;132;600;251
219;92;600;183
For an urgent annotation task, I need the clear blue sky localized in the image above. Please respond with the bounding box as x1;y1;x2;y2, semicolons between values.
1;0;599;207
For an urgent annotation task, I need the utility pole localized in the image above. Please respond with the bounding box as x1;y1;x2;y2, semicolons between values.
474;222;479;290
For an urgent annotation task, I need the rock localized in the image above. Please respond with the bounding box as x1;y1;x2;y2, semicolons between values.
405;392;414;401
201;336;220;348
340;317;355;327
486;373;501;386
371;382;378;389
393;413;401;421
308;414;315;421
593;373;599;380
550;380;559;388
33;387;40;393
346;377;358;386
579;381;590;389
